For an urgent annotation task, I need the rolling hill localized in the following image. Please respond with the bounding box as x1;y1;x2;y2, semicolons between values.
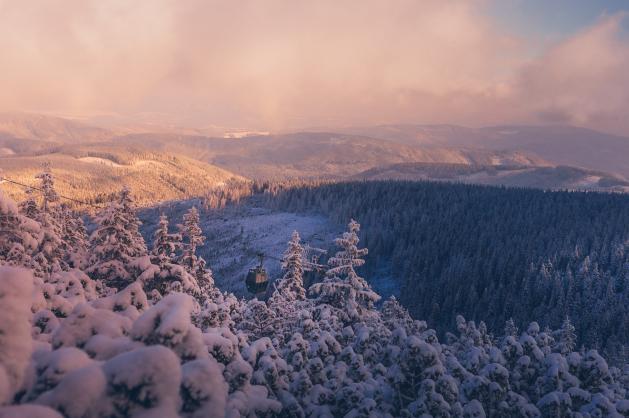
114;131;548;178
0;112;113;143
3;113;629;202
352;162;629;192
0;144;243;208
341;124;629;178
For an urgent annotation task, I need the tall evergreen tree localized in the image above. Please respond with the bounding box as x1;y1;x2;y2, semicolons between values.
31;168;66;277
150;214;182;266
271;230;306;303
0;189;39;268
87;187;147;287
18;188;39;220
310;219;379;323
60;205;88;269
556;316;577;354
35;163;59;214
179;206;204;273
194;257;219;301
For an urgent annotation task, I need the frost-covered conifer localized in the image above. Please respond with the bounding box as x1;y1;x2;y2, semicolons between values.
193;257;219;302
18;188;39;220
59;206;88;269
150;214;182;266
271;230;306;302
556;316;577;354
27;168;67;277
87;187;147;287
179;207;205;273
504;318;519;337
35;164;59;213
0;267;33;404
0;190;40;268
310;220;379;323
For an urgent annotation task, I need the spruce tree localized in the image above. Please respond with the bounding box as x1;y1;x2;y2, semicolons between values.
310;219;379;323
194;257;220;301
150;214;182;266
18;188;39;220
60;205;88;269
556;316;577;354
87;187;147;287
0;190;39;268
504;318;519;337
271;230;306;303
31;167;66;277
179;206;205;273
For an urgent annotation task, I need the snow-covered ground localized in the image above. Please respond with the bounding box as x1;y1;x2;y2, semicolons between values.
77;156;125;167
140;201;340;297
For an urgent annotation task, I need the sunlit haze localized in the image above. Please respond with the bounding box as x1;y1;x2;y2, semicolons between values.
1;0;629;134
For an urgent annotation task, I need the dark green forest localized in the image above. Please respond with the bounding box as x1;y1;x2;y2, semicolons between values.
250;180;629;362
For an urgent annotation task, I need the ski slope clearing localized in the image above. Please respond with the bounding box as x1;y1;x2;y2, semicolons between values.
140;202;340;296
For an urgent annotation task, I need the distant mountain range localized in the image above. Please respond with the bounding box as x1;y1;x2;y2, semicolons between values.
2;112;629;202
352;162;629;192
339;124;629;178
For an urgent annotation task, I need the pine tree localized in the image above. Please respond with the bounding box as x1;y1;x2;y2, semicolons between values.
35;163;59;213
194;257;220;301
60;205;88;269
31;168;66;277
179;206;205;273
556;316;577;354
271;230;306;303
310;219;379;323
87;187;147;287
327;219;368;278
0;190;39;268
18;188;39;220
150;214;182;266
504;318;519;337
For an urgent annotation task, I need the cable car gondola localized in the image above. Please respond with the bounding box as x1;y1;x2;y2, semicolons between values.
246;253;269;295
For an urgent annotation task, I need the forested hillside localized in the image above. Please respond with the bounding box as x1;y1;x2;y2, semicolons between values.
255;180;629;363
1;171;628;416
0;149;243;207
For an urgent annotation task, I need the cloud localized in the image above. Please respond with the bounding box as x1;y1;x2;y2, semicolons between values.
0;1;628;134
513;13;629;134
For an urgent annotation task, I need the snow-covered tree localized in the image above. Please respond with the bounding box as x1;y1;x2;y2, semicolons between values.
87;188;147;287
35;164;59;213
193;257;220;302
29;168;66;277
310;220;380;323
272;230;306;302
18;188;39;220
2;186;629;418
0;190;40;268
179;207;205;273
555;316;577;354
504;318;519;337
0;267;34;405
150;214;182;266
59;206;88;269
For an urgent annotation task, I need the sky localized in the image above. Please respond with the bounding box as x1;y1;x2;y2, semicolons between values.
1;0;628;134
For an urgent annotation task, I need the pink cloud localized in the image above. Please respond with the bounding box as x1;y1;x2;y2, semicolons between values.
0;1;627;134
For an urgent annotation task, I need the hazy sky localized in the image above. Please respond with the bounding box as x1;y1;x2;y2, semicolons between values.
1;0;628;134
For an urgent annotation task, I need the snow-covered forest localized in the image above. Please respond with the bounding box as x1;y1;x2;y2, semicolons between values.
254;180;629;365
1;171;628;417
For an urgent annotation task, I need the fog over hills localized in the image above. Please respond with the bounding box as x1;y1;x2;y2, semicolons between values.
0;112;113;143
352;162;629;192
115;131;546;179
2;113;629;200
341;124;629;178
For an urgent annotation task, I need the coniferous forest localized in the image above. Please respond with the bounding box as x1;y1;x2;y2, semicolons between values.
0;172;628;417
256;181;629;364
